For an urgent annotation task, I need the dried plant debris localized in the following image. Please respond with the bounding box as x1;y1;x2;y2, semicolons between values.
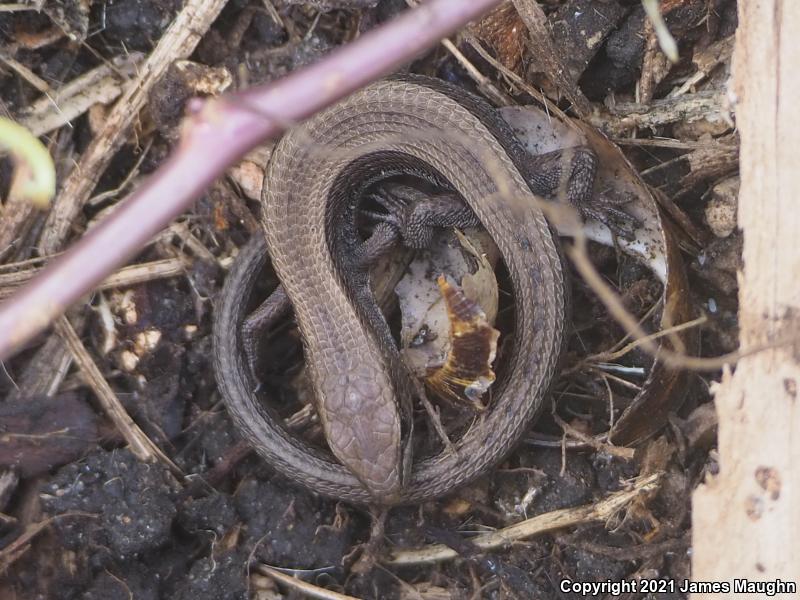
20;53;143;138
704;175;738;238
424;274;500;411
0;0;742;597
42;0;91;43
397;228;499;380
149;60;233;135
281;0;380;10
546;0;628;88
470;2;527;71
0;394;97;478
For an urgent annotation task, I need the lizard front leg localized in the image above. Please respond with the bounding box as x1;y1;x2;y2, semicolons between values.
366;183;480;248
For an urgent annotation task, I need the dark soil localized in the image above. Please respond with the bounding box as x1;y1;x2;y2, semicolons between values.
0;1;738;598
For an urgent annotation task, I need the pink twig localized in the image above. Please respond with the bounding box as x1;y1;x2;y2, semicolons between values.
0;0;503;360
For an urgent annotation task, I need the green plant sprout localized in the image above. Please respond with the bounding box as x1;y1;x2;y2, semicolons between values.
0;117;56;209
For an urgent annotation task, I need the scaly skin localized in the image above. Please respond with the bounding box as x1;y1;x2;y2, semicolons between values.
214;76;569;505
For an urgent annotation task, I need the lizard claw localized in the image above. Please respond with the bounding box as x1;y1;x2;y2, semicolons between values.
579;195;642;241
371;188;409;214
362;189;408;230
361;209;398;225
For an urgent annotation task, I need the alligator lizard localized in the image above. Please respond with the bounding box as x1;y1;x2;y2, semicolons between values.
214;76;602;505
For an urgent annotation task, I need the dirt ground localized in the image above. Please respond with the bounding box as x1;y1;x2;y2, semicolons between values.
0;1;739;598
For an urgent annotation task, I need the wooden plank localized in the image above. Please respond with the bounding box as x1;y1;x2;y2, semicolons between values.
691;0;800;594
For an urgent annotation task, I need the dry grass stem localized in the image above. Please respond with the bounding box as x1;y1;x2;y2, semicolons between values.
0;258;188;300
257;565;361;600
387;473;661;565
54;316;183;476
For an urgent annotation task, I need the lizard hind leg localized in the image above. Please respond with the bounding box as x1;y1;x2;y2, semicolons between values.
523;146;640;238
523;146;598;206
